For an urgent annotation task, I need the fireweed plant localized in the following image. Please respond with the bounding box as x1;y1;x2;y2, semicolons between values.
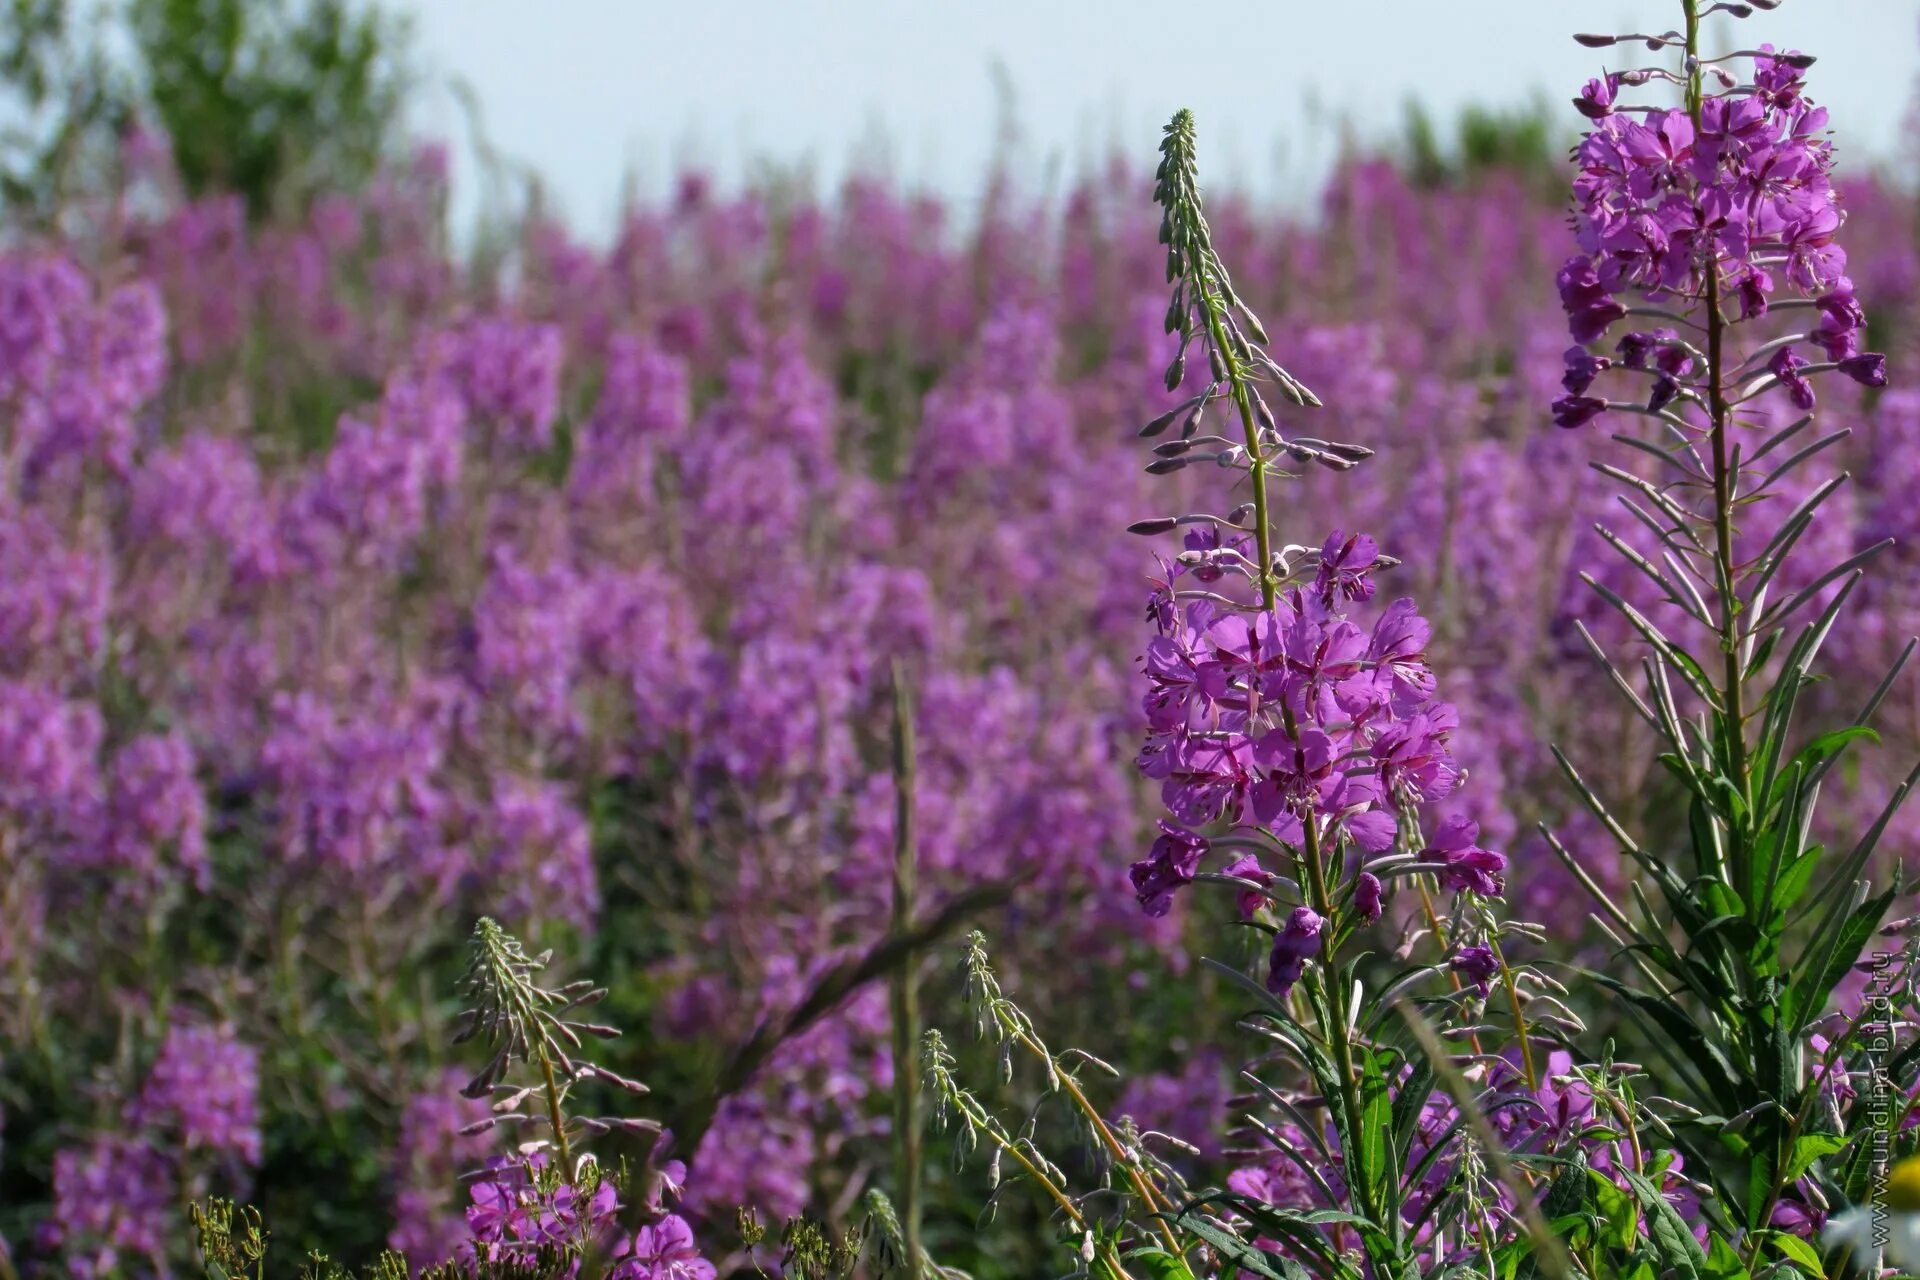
1116;110;1615;1280
184;918;717;1280
1545;0;1920;1271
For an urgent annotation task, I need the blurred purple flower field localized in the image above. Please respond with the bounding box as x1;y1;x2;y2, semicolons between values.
3;13;1920;1274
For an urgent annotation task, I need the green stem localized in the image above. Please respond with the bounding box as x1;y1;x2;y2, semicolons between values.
889;664;925;1279
537;1045;573;1175
1684;0;1750;844
1297;772;1373;1227
1486;932;1539;1092
1008;1024;1186;1257
1200;282;1276;609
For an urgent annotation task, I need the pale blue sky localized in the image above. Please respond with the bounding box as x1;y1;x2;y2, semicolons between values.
405;1;1920;241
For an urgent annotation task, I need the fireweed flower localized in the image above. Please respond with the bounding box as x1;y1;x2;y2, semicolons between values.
126;1020;263;1167
1554;38;1886;430
609;1215;717;1280
1129;820;1210;916
1450;944;1499;997
1424;814;1507;897
36;1136;176;1280
1266;906;1325;998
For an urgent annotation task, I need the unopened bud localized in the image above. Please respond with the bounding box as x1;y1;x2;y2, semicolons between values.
1127;517;1179;536
1573;32;1619;47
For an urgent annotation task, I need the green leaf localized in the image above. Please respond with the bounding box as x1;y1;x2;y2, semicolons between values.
1789;882;1899;1027
1132;1249;1201;1280
1762;1229;1825;1274
1620;1168;1706;1279
1590;1168;1639;1253
1163;1212;1301;1280
1702;1230;1752;1280
1782;1131;1853;1183
1355;1048;1395;1218
1769;846;1820;917
1540;1152;1591;1221
1778;727;1877;798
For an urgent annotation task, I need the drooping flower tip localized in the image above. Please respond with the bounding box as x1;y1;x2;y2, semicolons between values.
1353;871;1384;923
1574;75;1617;120
1222;853;1276;920
1556;256;1627;345
1769;346;1816;411
1450;944;1500;996
1561;347;1612;396
1551;395;1607;430
1839;353;1888;388
1129;821;1209;917
1266;905;1325;997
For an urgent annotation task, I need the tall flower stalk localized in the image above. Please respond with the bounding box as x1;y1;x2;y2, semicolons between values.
1127;110;1581;1280
1550;0;1905;1265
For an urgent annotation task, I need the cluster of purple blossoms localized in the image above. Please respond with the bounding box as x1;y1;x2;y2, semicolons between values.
1130;530;1506;994
460;1151;714;1279
34;1137;177;1280
1554;45;1886;430
464;1153;621;1270
35;1018;263;1275
126;1020;264;1166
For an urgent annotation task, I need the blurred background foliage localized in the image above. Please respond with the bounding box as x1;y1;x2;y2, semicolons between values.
2;0;406;222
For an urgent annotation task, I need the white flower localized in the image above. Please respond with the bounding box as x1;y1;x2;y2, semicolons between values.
1825;1154;1920;1271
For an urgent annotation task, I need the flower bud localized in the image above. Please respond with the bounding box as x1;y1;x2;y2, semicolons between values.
1127;517;1179;536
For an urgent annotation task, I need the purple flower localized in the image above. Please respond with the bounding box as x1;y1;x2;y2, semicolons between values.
1314;530;1379;607
1561;346;1611;395
1556;256;1627;343
464;1153;620;1266
1450;944;1499;995
1615;330;1659;370
127;1020;262;1166
1372;705;1460;803
611;1215;716;1280
1353;871;1384;923
1839;352;1888;387
1222;853;1277;919
1769;346;1816;411
1552;395;1606;430
1425;814;1507;897
1733;266;1772;320
1646;375;1680;414
1129;821;1209;917
1573;75;1616;121
37;1136;175;1280
1812;286;1864;361
1266;906;1325;997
